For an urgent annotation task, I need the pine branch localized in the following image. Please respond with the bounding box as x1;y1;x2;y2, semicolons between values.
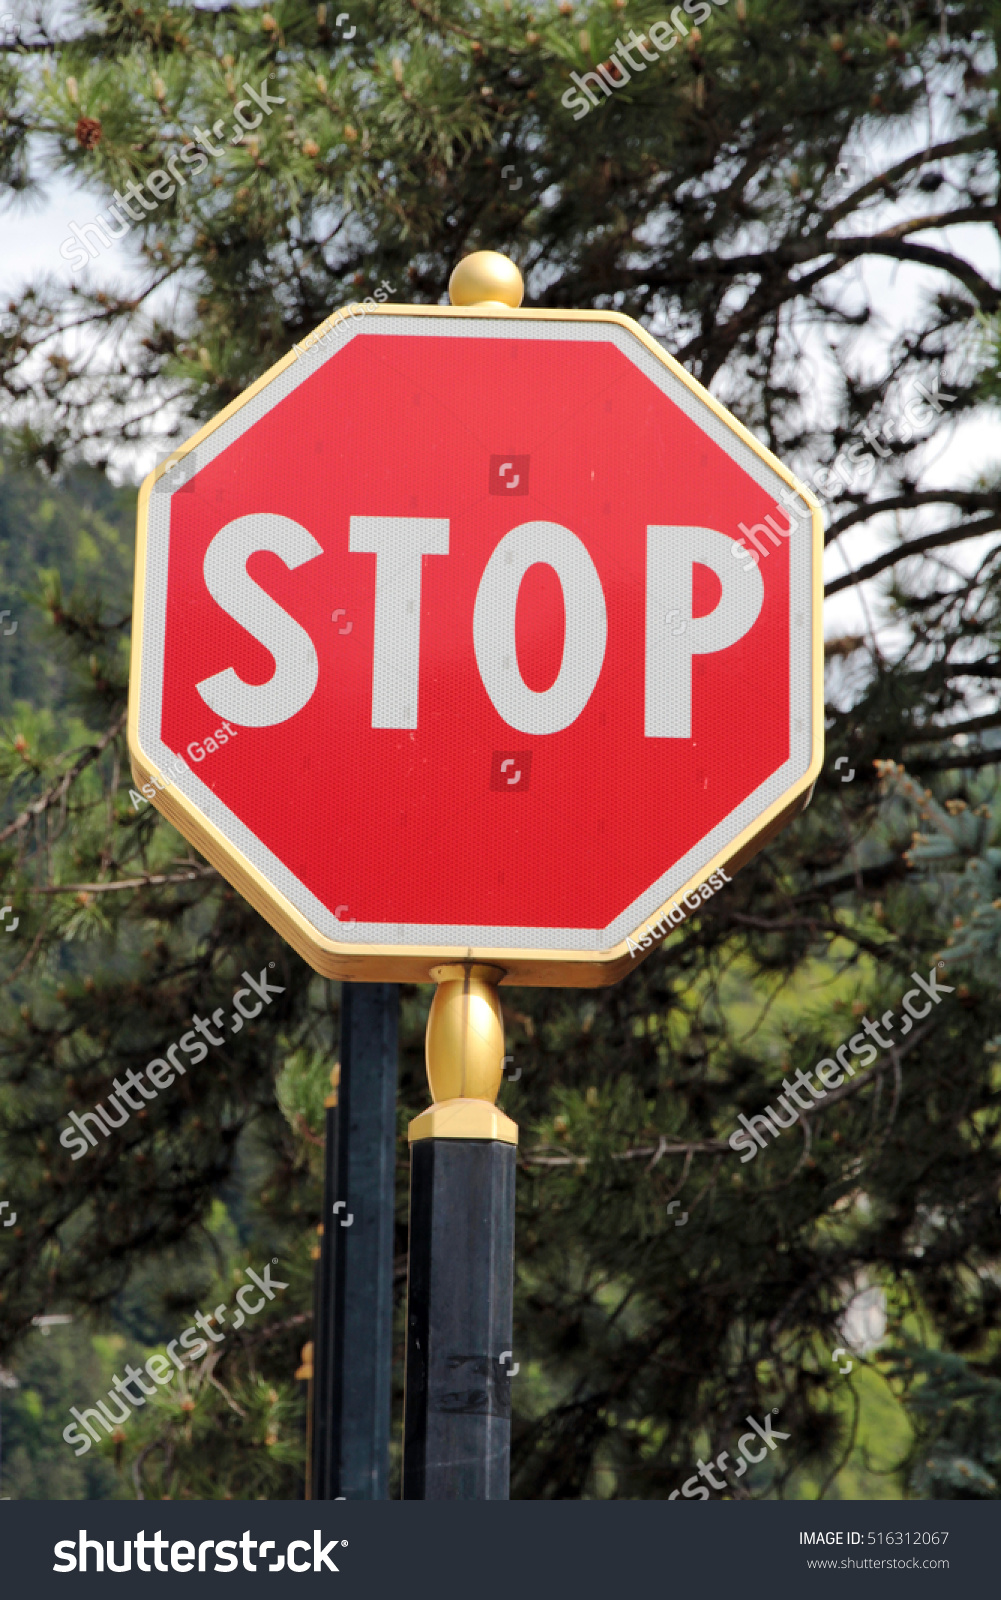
826;492;999;545
31;867;218;894
825;518;1001;597
0;707;126;844
521;1138;731;1168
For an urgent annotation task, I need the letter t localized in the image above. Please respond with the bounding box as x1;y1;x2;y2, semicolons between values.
349;517;449;729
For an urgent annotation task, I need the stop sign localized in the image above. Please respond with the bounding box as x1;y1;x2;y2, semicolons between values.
129;299;822;985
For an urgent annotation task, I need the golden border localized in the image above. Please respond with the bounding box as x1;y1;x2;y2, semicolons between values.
128;302;824;988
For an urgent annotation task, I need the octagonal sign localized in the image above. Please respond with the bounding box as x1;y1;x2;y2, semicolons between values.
129;300;823;986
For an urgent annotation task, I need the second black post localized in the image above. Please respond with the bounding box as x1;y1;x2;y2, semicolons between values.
312;981;398;1500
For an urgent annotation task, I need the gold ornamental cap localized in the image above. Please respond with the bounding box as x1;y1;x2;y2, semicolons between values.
448;251;524;309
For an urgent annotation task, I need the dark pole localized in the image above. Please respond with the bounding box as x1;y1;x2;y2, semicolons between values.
312;982;398;1500
402;964;517;1500
403;1139;516;1498
311;1080;338;1497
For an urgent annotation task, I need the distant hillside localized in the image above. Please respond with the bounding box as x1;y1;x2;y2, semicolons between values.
0;448;136;716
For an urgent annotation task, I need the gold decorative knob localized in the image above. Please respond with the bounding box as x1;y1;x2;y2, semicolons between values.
408;963;518;1144
425;964;506;1103
448;251;524;309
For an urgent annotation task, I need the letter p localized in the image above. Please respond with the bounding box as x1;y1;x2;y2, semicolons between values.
645;526;764;738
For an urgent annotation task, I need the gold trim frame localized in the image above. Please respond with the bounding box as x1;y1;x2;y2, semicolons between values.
128;302;824;988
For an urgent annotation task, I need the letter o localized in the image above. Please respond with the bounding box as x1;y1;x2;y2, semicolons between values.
903;989;931;1020
738;1434;767;1464
233;100;263;131
236;1284;266;1318
233;989;262;1021
287;1541;311;1573
473;521;607;734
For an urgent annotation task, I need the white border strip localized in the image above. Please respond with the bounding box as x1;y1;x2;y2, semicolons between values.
140;315;813;951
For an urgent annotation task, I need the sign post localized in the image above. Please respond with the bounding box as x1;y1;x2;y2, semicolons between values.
314;980;397;1499
402;963;516;1498
129;248;824;1500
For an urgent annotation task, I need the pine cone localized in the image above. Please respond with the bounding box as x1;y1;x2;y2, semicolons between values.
75;116;102;150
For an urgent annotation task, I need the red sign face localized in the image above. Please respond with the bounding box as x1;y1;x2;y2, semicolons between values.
130;307;821;985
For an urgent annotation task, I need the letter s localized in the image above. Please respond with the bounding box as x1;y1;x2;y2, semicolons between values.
849;1031;878;1068
196;514;323;727
59;1127;90;1161
179;1031;208;1066
53;1537;79;1569
59;239;90;271
681;1475;710;1499
683;0;712;19
561;87;592;120
179;1326;208;1361
180;145;208;175
731;538;756;566
729;1128;759;1164
214;1541;238;1573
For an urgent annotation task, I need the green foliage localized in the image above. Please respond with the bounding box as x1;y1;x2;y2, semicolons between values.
0;448;133;713
99;1237;313;1501
275;1044;335;1144
891;1347;1001;1498
0;1323;120;1500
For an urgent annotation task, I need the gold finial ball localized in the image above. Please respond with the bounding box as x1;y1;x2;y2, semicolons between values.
448;250;524;308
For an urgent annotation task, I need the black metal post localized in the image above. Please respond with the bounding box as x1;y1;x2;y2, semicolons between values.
311;1087;338;1498
312;982;398;1500
403;1137;516;1499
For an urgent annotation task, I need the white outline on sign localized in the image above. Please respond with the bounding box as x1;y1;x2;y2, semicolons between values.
137;315;814;954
